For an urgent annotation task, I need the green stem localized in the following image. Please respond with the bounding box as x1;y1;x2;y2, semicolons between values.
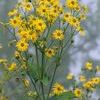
27;71;41;100
40;52;45;100
46;64;58;100
25;52;41;100
64;23;69;34
47;40;54;48
35;44;40;77
63;30;75;48
46;24;51;40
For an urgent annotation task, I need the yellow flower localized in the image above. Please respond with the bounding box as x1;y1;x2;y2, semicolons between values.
78;14;87;21
45;48;55;58
18;29;38;41
27;91;37;97
74;88;82;97
0;59;7;64
37;0;59;7
63;13;71;22
8;9;17;16
33;18;46;35
79;75;86;82
23;79;30;87
52;30;64;40
49;0;59;7
69;16;80;27
38;40;46;48
76;26;86;36
50;7;59;17
36;5;49;17
9;17;22;28
96;66;100;72
75;5;81;11
29;15;36;27
66;73;74;80
25;30;38;42
8;63;16;71
91;77;100;85
47;11;57;23
83;81;94;90
23;2;33;11
49;8;59;20
81;5;89;14
31;33;38;43
85;62;93;70
18;30;29;39
36;0;48;5
66;0;79;10
52;83;65;95
15;51;20;59
16;39;28;52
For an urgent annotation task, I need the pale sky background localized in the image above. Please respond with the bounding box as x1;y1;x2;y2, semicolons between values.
70;0;100;74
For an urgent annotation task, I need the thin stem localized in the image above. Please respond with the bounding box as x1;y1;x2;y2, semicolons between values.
46;24;51;40
40;52;45;100
27;71;41;100
46;64;58;100
64;23;69;34
47;40;54;48
40;82;45;100
63;30;75;48
46;27;75;99
3;24;18;41
25;52;41;100
35;44;40;77
41;52;44;78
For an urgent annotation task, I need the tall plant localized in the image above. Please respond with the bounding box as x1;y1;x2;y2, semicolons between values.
1;0;99;100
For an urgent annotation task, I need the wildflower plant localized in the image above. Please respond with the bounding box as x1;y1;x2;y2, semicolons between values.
0;0;99;100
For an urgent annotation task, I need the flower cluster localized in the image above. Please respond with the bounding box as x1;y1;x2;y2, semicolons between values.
7;0;88;54
0;0;91;100
52;61;100;99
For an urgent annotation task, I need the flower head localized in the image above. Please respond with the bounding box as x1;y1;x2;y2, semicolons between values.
83;81;94;90
9;17;22;28
16;39;28;52
85;62;93;70
52;30;64;40
45;48;55;58
74;88;82;97
66;0;79;10
79;75;86;82
8;63;16;71
66;73;74;80
8;9;18;16
52;83;65;95
22;2;33;11
23;79;30;87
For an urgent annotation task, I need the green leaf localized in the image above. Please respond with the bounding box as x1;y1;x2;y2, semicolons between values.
41;75;49;86
50;91;75;100
28;63;39;82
